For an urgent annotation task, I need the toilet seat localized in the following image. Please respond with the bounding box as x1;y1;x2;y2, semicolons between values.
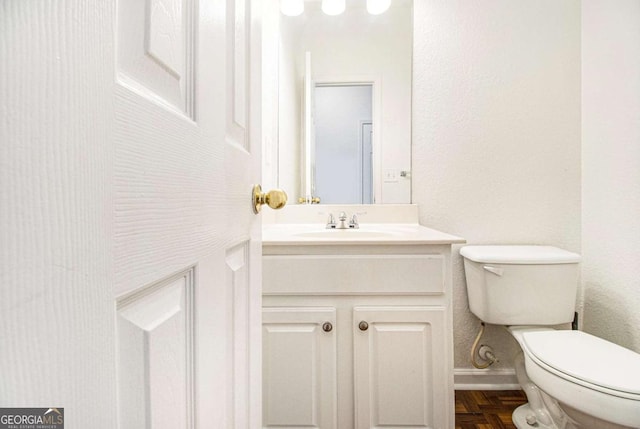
509;327;640;428
522;330;640;400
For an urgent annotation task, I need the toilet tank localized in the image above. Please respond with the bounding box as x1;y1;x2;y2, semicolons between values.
460;246;581;325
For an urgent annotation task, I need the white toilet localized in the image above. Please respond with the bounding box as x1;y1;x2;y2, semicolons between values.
460;245;640;429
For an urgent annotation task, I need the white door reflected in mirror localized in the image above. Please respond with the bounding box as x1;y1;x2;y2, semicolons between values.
315;84;373;204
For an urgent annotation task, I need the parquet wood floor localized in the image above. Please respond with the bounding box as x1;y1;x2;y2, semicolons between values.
455;390;527;429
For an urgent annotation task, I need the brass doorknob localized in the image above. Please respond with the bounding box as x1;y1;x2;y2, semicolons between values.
252;185;288;214
358;321;369;331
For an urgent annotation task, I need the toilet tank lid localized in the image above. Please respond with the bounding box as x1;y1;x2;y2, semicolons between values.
460;245;581;264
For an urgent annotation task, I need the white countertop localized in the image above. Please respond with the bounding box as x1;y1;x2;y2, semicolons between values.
262;223;466;246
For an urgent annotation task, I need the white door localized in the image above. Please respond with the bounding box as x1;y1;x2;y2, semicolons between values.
0;1;265;428
262;307;337;429
353;306;449;429
314;84;373;204
361;122;373;204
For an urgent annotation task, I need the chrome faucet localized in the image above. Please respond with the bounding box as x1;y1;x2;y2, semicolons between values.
326;213;336;229
326;212;359;229
349;214;359;229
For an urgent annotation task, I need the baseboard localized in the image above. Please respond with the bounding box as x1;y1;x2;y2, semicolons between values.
454;368;520;390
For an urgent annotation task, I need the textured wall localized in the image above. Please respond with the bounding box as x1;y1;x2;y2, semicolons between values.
412;0;582;370
582;0;640;353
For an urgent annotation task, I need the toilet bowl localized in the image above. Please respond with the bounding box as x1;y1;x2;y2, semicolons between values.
510;326;640;428
460;245;640;429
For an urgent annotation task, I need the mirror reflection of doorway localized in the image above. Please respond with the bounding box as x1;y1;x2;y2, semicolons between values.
314;84;373;204
361;121;373;204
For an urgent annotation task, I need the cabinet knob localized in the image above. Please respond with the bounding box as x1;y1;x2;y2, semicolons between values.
322;322;333;332
358;321;369;331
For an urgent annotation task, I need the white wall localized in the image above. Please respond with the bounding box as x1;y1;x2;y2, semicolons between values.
412;0;582;371
277;14;303;200
582;0;640;353
262;0;281;192
278;0;412;203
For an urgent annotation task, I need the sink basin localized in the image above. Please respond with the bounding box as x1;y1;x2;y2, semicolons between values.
293;229;393;239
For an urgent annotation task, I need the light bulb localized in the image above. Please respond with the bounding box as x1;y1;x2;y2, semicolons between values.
281;0;304;16
322;0;345;16
367;0;391;15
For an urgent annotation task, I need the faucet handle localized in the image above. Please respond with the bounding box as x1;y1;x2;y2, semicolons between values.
349;214;359;229
326;213;336;229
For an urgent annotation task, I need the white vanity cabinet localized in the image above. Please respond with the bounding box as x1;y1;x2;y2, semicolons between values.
262;238;461;429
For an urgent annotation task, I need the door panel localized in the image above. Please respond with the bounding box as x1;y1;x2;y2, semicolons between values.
262;307;337;429
117;268;195;429
227;0;250;148
226;242;251;429
117;0;195;117
353;306;447;429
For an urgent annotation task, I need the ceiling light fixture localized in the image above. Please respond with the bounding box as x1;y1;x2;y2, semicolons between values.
281;0;304;16
367;0;391;15
322;0;345;16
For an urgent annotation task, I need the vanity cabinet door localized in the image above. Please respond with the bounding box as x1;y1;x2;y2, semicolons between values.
353;306;449;429
262;307;337;429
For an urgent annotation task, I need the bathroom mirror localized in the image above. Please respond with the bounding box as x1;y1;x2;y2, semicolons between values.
263;0;413;204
